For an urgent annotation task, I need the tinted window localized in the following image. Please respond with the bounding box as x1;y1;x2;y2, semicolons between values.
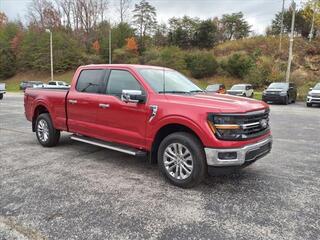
107;70;142;96
268;82;288;90
76;69;106;93
48;82;55;85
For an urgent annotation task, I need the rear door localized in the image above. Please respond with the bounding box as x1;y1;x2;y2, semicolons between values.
95;69;149;149
67;69;109;137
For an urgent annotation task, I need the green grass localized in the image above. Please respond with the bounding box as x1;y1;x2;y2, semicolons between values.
253;92;262;100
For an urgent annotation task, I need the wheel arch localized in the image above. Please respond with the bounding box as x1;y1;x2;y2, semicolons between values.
150;123;204;164
32;104;50;132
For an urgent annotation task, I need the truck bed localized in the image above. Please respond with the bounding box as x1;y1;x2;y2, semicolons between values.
24;88;69;131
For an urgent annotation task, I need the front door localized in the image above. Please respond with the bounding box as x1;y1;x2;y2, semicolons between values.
67;69;108;137
95;69;149;149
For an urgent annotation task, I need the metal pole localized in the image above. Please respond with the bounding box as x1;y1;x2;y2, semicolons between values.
309;0;317;42
285;1;296;83
279;0;285;52
109;20;112;64
50;31;53;81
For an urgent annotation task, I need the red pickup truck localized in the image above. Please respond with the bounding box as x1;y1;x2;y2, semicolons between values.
24;64;272;187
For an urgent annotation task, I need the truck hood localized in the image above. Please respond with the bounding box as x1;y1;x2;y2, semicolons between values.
163;93;268;113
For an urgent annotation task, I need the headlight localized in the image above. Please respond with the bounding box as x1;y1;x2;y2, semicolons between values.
208;111;270;140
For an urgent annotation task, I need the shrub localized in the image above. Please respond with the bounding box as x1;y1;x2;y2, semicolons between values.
185;51;218;78
220;53;253;79
112;48;139;64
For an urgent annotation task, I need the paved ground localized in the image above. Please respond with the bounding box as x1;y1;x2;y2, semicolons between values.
0;93;319;240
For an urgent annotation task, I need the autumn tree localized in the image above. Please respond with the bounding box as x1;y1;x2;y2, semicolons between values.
132;0;157;52
92;40;100;54
126;37;138;52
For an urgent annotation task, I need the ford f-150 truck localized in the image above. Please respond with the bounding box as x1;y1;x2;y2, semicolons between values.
24;64;272;187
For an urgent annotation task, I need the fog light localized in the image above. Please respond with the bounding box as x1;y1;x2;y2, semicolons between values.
218;152;237;160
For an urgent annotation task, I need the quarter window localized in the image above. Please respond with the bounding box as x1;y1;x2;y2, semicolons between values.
107;70;143;96
76;69;106;93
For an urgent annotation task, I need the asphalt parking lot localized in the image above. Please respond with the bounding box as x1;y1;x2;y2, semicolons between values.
0;93;319;240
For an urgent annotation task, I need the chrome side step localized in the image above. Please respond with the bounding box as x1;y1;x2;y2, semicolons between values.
70;135;147;157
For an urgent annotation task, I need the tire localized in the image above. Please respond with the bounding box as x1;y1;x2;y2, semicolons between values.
250;92;254;98
0;94;3;100
35;113;60;147
284;96;289;105
306;103;312;107
157;132;207;188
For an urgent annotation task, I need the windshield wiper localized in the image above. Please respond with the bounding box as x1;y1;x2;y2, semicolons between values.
81;83;98;92
158;91;190;94
189;90;204;93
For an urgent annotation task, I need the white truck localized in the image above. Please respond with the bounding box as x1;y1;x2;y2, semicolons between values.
0;83;6;100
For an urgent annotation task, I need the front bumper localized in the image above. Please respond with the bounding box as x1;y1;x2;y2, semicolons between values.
262;94;286;102
204;136;272;167
306;96;320;104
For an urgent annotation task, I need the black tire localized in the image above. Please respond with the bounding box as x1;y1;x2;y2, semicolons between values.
157;132;207;188
284;96;289;105
35;113;60;147
306;103;312;107
0;94;3;100
250;92;254;98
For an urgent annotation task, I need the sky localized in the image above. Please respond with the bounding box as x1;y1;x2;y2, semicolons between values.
0;0;305;34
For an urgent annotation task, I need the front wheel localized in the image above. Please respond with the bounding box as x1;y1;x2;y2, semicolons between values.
306;103;312;107
35;113;60;147
284;96;289;105
158;132;207;188
0;93;3;100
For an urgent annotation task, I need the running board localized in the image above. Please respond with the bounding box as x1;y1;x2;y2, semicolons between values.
70;135;147;157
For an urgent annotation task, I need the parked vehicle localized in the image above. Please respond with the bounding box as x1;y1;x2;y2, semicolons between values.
227;84;254;97
0;83;6;100
262;82;297;105
47;81;70;87
306;83;320;107
24;64;272;187
206;84;226;94
20;81;44;90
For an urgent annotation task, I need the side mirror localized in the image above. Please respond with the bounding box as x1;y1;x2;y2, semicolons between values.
121;90;145;103
289;86;294;90
309;88;313;91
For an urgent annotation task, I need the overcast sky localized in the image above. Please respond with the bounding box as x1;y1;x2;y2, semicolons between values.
0;0;305;34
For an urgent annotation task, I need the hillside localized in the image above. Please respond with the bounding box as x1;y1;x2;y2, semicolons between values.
2;36;320;99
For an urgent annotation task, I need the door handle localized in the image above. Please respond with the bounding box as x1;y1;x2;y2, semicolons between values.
68;99;77;104
99;103;110;109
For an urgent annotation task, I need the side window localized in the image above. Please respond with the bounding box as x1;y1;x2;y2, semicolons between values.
107;70;143;96
76;69;106;94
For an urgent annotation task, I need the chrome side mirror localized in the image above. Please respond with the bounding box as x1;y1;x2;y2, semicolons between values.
121;90;146;103
309;88;313;91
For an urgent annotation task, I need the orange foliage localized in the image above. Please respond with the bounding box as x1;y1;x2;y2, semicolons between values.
126;37;138;52
92;40;100;54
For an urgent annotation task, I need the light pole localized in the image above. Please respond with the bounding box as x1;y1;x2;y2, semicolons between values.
45;29;53;81
285;1;296;83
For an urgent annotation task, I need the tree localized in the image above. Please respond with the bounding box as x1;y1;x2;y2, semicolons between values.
220;12;251;40
153;23;168;47
168;16;199;49
132;0;157;52
0;12;8;27
126;37;138;52
118;0;131;23
194;19;218;49
270;8;313;38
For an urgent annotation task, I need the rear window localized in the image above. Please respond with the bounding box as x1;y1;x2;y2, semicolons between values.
76;69;106;93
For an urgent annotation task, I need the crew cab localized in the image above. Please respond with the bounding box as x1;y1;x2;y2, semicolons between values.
24;64;272;187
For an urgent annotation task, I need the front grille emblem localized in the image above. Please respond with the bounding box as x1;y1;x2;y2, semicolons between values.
260;119;268;128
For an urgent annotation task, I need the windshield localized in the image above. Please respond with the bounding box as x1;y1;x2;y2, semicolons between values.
313;83;320;90
138;68;202;94
268;83;288;90
231;85;245;90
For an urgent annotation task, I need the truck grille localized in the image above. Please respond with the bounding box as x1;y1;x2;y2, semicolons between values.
208;109;270;140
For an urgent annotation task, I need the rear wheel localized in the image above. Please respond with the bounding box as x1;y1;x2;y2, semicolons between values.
35;113;60;147
158;132;207;188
